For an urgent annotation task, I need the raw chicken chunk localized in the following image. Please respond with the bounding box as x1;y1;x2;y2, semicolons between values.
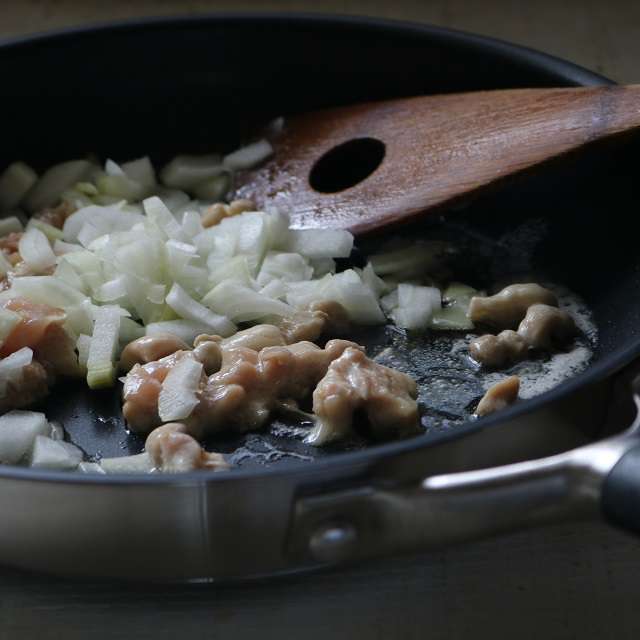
309;347;420;445
517;304;577;349
144;422;229;473
469;330;528;368
468;284;558;329
120;333;189;372
475;376;520;417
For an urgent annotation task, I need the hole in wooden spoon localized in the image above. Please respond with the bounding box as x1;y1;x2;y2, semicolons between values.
309;137;386;193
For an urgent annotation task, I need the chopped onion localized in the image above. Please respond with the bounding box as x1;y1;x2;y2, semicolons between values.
86;305;122;389
285;228;353;259
30;435;83;470
146;319;212;345
327;269;385;325
160;154;224;190
63;204;144;243
223;139;273;170
166;283;235;337
53;239;83;255
0;308;21;346
76;333;91;370
18;227;57;272
0;251;14;278
143;196;184;240
370;241;452;277
121;156;156;193
26;217;64;241
8;276;87;308
105;159;125;176
158;355;203;421
257;251;313;286
0;347;33;397
23;160;95;212
0;215;24;236
0;409;50;464
193;173;230;201
430;282;476;330
391;284;441;330
100;452;153;473
0;162;38;211
203;281;293;322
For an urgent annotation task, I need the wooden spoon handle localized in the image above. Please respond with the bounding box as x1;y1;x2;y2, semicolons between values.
235;85;640;234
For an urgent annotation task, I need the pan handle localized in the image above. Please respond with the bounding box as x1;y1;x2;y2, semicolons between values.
288;395;640;565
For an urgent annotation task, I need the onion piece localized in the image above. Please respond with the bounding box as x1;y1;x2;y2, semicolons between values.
26;218;64;242
0;409;50;464
160;154;223;190
0;162;38;211
203;281;293;322
76;333;91;370
285;228;353;259
143;196;184;241
53;239;83;255
158;355;203;421
0;251;14;278
29;435;83;470
23;160;95;212
193;173;230;201
223;139;273;170
18;227;57;272
166;283;235;337
100;452;153;473
86;305;122;389
0;215;24;236
257;251;313;286
145;319;212;345
8;276;87;308
121;156;156;193
0;308;21;346
392;284;441;330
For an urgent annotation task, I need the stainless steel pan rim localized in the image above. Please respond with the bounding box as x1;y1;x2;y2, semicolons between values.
0;13;628;487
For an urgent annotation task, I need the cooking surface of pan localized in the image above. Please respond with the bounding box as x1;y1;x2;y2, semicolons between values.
2;15;640;581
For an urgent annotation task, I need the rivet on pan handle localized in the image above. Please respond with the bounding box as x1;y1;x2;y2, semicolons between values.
287;378;640;567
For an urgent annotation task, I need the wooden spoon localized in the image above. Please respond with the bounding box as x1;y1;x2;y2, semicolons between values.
234;85;640;234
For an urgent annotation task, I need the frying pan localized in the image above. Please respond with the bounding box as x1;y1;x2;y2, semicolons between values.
1;14;640;581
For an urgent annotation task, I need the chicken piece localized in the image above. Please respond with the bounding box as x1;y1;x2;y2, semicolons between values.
309;347;420;445
192;339;223;375
34;201;75;229
145;423;229;473
0;360;51;413
476;376;520;417
0;232;22;256
187;339;361;438
469;330;529;368
517;304;577;349
0;298;80;377
468;284;558;330
277;300;350;343
216;324;286;352
201;199;255;228
122;351;196;434
119;333;189;372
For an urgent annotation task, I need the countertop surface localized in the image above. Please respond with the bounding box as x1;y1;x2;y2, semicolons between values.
1;2;640;639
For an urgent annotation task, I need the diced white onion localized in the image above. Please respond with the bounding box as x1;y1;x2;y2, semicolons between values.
160;154;223;190
29;435;83;470
23;160;94;212
0;409;50;464
0;215;24;236
146;320;212;345
166;283;235;337
8;276;87;308
18;227;57;272
0;308;21;345
0;162;38;211
285;228;353;259
203;281;293;322
158;355;203;421
121;156;156;193
86;305;122;388
143;196;184;240
76;333;91;370
391;284;441;330
223;139;273;170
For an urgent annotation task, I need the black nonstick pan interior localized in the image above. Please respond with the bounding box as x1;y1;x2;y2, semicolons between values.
39;134;640;468
3;16;640;471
